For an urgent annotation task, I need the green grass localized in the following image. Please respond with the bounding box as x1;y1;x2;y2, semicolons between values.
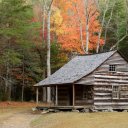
31;112;128;128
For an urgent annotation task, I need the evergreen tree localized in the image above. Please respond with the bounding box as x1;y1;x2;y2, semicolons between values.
0;0;37;100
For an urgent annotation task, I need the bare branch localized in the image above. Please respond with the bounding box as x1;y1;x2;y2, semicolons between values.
74;4;86;53
104;1;115;45
110;33;128;51
0;75;13;84
96;0;109;53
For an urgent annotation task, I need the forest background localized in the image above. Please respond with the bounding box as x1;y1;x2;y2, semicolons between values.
0;0;128;102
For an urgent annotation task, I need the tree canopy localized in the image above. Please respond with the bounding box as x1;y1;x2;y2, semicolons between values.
0;0;127;101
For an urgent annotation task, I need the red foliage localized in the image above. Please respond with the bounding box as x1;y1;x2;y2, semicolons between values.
32;0;104;53
54;0;104;53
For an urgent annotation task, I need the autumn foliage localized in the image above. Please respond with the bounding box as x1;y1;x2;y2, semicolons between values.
32;0;104;54
54;0;104;53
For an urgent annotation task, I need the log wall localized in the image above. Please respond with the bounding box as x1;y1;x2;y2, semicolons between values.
76;52;128;109
94;52;128;109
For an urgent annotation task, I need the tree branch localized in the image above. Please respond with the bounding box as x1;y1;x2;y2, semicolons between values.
110;33;128;51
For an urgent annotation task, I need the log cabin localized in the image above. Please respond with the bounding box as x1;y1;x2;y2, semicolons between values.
35;51;128;110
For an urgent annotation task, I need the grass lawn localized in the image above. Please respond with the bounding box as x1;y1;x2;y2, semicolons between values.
1;102;128;128
31;112;128;128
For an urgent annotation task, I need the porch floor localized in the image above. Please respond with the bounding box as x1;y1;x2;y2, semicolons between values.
36;105;92;111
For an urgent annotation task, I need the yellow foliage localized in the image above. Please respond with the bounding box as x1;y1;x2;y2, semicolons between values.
51;8;64;36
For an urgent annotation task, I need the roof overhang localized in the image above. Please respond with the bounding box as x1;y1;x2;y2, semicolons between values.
33;83;72;87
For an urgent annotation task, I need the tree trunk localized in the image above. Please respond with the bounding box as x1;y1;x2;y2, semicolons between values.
5;50;10;100
36;87;39;104
85;24;89;54
21;54;25;102
80;24;85;53
42;69;47;102
42;4;46;40
84;0;89;54
47;9;51;103
96;30;101;53
74;3;85;53
21;85;24;102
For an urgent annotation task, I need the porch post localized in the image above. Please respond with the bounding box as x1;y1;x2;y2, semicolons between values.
36;87;39;104
73;84;75;106
55;85;58;106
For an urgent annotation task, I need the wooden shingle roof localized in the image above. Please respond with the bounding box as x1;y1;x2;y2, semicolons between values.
36;51;116;86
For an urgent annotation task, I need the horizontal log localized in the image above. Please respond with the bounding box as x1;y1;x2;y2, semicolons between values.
106;62;127;65
120;91;128;94
120;98;128;99
76;80;94;85
94;83;128;86
94;74;128;80
96;68;109;72
94;102;128;105
94;99;128;102
94;85;111;88
117;67;128;72
95;72;108;75
80;76;94;80
94;99;112;102
107;58;125;62
94;93;111;96
94;88;112;91
94;97;111;100
94;105;128;109
95;71;128;75
94;95;112;98
106;61;127;65
95;79;128;84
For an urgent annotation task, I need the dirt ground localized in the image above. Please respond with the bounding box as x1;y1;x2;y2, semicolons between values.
1;102;128;128
0;102;40;128
0;111;40;128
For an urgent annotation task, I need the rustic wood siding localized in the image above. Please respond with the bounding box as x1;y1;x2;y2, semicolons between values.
76;52;128;109
94;52;128;109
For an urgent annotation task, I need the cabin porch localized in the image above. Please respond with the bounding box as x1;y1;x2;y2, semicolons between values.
36;84;94;107
56;84;93;106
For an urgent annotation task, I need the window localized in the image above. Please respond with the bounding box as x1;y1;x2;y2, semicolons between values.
109;65;116;72
112;86;119;99
113;86;119;91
